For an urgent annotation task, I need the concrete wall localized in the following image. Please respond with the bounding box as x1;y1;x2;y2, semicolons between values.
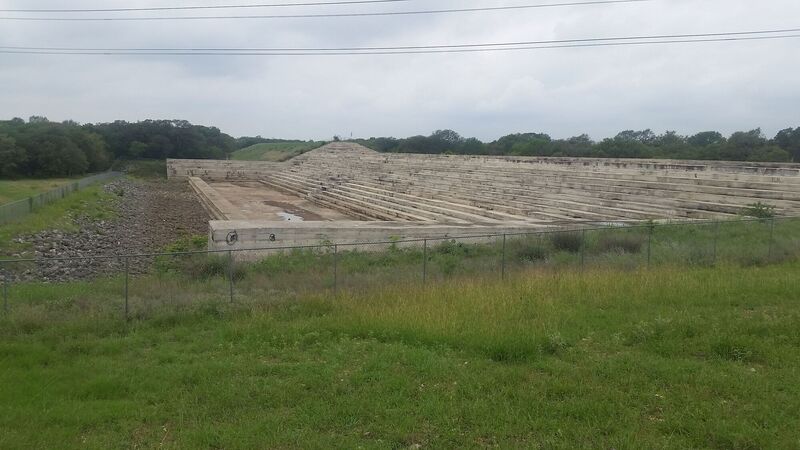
188;177;247;220
167;159;281;180
209;220;546;254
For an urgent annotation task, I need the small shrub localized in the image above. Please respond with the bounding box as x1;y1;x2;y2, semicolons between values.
434;239;476;257
550;232;583;253
541;333;569;355
596;233;645;254
711;340;756;363
741;202;776;219
164;235;208;253
158;254;246;281
433;253;461;276
513;242;548;262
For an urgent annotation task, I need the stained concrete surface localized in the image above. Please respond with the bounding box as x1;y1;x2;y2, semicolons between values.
207;181;354;222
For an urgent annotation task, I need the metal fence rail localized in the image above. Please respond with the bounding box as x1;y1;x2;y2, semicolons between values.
0;216;797;321
0;171;122;225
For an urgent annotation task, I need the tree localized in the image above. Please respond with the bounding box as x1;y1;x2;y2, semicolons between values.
722;129;767;160
773;127;800;161
687;131;725;148
0;134;27;178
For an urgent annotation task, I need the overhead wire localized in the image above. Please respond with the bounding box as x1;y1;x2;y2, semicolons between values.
0;0;653;21
2;28;798;52
2;29;798;56
0;0;416;13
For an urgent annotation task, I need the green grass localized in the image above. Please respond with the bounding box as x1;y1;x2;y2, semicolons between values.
0;184;118;255
0;178;80;205
1;262;800;448
230;141;325;162
114;159;167;179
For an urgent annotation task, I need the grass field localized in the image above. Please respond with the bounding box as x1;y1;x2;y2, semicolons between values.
0;178;79;205
1;262;799;448
231;141;326;162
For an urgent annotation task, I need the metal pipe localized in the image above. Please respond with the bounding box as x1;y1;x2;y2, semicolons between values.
228;250;234;303
422;239;427;286
501;234;507;280
333;244;338;296
124;256;129;320
768;218;775;260
711;222;720;266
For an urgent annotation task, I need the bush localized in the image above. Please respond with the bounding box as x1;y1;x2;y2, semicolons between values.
741;202;776;219
156;253;246;281
550;232;583;253
513;241;548;262
434;239;478;257
596;233;645;254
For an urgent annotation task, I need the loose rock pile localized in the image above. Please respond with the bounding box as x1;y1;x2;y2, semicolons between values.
1;178;209;283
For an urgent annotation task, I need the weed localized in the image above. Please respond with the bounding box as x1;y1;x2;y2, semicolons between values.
741;202;777;219
513;241;548;262
550;232;583;253
596;233;645;254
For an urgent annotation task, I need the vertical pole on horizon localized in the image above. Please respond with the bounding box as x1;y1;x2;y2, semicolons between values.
768;217;775;261
333;244;338;297
422;239;428;286
711;221;720;266
228;250;234;303
124;256;129;321
580;229;586;269
501;234;507;280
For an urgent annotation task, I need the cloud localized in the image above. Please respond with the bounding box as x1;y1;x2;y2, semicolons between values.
0;0;798;140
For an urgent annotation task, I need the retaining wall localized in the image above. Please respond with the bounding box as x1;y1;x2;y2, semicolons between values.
209;220;545;254
167;159;281;180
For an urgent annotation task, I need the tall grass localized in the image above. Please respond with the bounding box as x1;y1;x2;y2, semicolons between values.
1;262;800;448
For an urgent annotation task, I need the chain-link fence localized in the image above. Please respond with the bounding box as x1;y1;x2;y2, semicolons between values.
0;171;121;225
1;216;798;321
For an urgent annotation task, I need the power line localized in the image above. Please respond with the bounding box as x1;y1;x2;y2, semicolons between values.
2;31;797;56
0;0;415;13
0;0;652;21
3;28;798;52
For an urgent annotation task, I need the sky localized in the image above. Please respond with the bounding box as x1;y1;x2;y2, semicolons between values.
0;0;798;141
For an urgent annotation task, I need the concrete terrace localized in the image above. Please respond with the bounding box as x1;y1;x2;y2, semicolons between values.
167;142;800;249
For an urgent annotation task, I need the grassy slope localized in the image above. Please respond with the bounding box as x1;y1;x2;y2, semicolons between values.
1;262;799;449
230;141;325;162
0;184;118;255
0;178;79;205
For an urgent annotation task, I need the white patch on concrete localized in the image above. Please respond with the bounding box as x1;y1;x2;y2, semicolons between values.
277;212;304;222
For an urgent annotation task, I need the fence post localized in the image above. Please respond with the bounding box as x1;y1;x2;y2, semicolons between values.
422;239;428;286
501;234;507;280
647;224;653;268
333;244;338;296
2;276;7;315
768;218;775;261
228;250;234;304
580;229;586;269
124;256;129;321
711;222;720;266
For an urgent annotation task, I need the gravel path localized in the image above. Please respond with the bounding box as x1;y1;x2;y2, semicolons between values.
2;178;209;282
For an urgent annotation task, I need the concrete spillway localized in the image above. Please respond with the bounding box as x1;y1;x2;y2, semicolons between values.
168;143;800;250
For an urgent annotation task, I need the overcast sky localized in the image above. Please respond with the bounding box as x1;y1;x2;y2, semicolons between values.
0;0;798;141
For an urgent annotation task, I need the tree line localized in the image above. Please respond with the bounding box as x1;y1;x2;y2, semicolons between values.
357;127;800;162
3;116;800;179
0;117;257;178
